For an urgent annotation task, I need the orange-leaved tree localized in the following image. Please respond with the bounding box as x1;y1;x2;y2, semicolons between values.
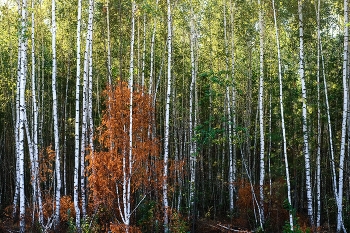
87;81;159;232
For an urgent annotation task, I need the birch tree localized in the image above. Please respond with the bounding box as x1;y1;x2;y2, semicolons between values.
315;0;321;228
118;1;136;230
148;0;158;97
229;0;236;215
74;0;82;228
189;0;197;221
272;0;293;228
224;0;235;214
336;0;348;231
163;0;172;231
106;0;111;86
18;0;28;230
258;0;265;226
298;0;314;228
80;0;95;218
30;0;43;224
51;0;61;225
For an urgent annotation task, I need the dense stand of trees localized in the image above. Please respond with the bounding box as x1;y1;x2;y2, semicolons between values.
0;0;350;232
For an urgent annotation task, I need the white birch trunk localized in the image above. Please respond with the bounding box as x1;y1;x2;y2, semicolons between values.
223;0;234;213
258;0;265;226
272;0;293;229
229;0;236;214
298;0;314;227
315;0;321;228
141;14;146;91
80;0;94;219
149;0;159;96
122;1;136;229
337;0;348;231
18;1;27;230
30;0;43;224
106;0;111;86
13;35;21;220
88;37;94;160
74;0;82;228
52;0;61;225
163;0;172;231
189;0;197;219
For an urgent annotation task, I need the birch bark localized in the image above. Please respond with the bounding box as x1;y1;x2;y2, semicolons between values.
223;0;235;213
298;0;314;227
189;0;197;220
18;0;27;230
31;0;43;223
337;0;348;231
51;0;61;225
258;0;265;226
81;0;94;218
272;0;293;228
74;0;82;228
163;0;172;231
229;0;237;214
315;0;321;228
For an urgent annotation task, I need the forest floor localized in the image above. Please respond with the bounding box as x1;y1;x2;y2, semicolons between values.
196;219;255;233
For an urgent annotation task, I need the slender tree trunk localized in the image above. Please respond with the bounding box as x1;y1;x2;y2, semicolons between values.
30;0;43;224
141;14;146;91
298;0;314;228
258;0;265;227
74;0;82;229
224;0;235;214
189;0;197;222
229;0;237;215
80;0;94;219
18;1;28;231
163;0;172;231
315;0;321;229
13;4;23;220
272;0;293;229
149;0;159;96
337;0;348;231
51;0;61;225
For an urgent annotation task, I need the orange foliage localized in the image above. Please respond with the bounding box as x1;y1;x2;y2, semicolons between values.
87;82;160;225
233;179;290;231
110;223;141;233
39;145;55;184
60;195;75;222
233;179;256;228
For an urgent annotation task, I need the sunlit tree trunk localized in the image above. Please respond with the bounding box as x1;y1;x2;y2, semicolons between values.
315;0;321;229
298;0;314;228
30;0;43;224
229;0;237;215
141;14;146;91
13;3;23;220
272;0;293;229
88;36;94;166
337;0;348;231
224;0;235;214
74;0;82;229
122;1;136;230
163;0;172;231
106;0;111;86
148;0;158;96
18;1;28;231
80;0;94;219
51;0;61;225
189;0;197;224
258;0;265;226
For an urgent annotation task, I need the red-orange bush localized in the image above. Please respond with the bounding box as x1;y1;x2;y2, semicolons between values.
87;81;160;227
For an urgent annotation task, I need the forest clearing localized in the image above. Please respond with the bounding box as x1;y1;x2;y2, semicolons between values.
0;0;350;232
